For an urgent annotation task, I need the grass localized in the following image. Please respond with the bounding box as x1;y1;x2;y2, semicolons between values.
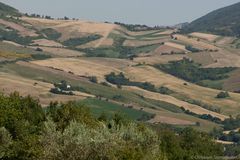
41;28;62;40
169;39;189;46
133;31;169;40
223;68;240;91
0;51;31;59
63;35;102;47
171;92;221;113
0;64;225;131
144;98;184;113
0;42;51;56
82;38;161;58
231;38;240;49
197;79;225;90
78;98;153;121
0;63;167;109
132;43;162;54
0;25;40;45
83;47;120;58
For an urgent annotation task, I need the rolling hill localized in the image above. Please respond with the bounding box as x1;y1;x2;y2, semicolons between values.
0;1;240;134
1;1;240;159
182;2;240;37
0;2;21;16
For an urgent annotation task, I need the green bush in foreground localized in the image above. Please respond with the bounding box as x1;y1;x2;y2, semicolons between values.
0;93;224;160
40;120;163;160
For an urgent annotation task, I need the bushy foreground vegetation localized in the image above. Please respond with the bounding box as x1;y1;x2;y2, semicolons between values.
0;93;225;159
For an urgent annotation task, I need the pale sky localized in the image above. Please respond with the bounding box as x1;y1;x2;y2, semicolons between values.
1;0;240;26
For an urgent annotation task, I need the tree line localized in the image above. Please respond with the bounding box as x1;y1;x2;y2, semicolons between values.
0;92;224;160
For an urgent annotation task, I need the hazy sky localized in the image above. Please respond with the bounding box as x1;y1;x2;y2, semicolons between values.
1;0;240;26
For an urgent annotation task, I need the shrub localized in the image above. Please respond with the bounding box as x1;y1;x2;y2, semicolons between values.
155;58;235;84
40;120;162;160
63;34;102;47
185;45;201;52
105;72;156;92
216;91;230;99
31;54;51;60
0;28;34;45
35;47;43;52
105;72;129;85
100;82;111;87
222;115;240;130
89;76;98;83
0;93;225;159
41;28;61;40
158;86;174;95
50;88;74;95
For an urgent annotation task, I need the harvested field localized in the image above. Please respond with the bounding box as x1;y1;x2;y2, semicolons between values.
77;39;101;49
124;86;227;120
117;28;161;37
123;38;170;47
148;115;194;125
154;44;185;54
186;52;215;66
134;54;185;65
76;57;136;68
2;40;22;47
78;31;114;49
77;38;114;49
22;17;117;41
205;49;240;68
154;29;174;36
31;58;123;82
99;38;114;47
223;68;240;91
0;19;38;37
0;72;89;106
215;37;235;46
164;42;188;51
0;50;30;59
32;39;64;47
123;65;240;116
173;34;218;50
15;61;89;82
190;32;219;42
130;103;220;131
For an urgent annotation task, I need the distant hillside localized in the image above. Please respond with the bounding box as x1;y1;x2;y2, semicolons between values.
173;22;189;29
0;2;21;17
182;2;240;37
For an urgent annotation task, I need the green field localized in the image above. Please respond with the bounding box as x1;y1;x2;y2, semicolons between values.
79;98;154;121
0;42;52;57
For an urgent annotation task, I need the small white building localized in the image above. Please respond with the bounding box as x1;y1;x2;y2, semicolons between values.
67;85;71;89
